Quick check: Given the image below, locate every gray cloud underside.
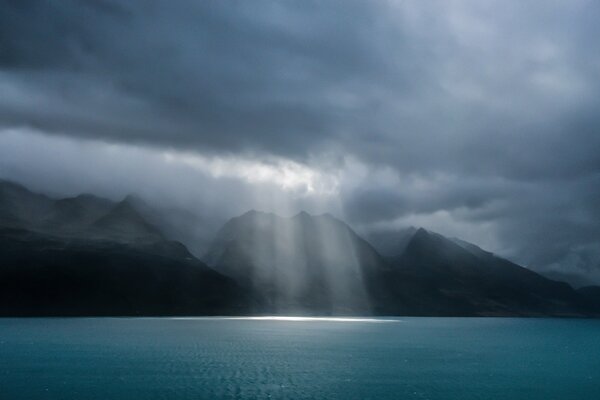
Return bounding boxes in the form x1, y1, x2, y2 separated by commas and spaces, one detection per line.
1, 0, 600, 284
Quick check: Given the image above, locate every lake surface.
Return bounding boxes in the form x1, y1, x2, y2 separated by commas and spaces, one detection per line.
1, 317, 599, 399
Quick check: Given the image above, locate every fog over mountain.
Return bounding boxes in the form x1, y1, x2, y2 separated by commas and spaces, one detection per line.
1, 1, 600, 286
0, 180, 252, 316
2, 180, 597, 317
205, 210, 382, 314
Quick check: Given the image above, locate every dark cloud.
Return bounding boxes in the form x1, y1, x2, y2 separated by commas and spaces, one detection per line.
343, 173, 510, 224
1, 1, 600, 285
0, 0, 395, 156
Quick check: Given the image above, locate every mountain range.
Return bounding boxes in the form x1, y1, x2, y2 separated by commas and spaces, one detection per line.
1, 179, 599, 317
0, 181, 250, 316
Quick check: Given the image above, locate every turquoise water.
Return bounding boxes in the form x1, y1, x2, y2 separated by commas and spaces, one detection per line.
1, 317, 599, 399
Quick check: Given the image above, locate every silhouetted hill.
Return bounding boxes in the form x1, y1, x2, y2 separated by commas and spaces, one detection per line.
0, 227, 251, 316
384, 228, 589, 316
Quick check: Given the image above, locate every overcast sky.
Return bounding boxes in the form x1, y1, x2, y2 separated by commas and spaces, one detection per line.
1, 0, 599, 285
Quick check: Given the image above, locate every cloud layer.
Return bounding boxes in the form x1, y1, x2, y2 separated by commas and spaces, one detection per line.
1, 1, 599, 285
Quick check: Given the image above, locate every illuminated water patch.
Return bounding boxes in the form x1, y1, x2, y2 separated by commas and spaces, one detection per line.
182, 316, 400, 323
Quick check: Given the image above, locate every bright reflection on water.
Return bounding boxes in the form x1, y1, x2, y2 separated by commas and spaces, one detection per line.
207, 316, 398, 323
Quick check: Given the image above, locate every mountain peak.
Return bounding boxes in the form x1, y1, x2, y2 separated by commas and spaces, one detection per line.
409, 227, 433, 246
239, 209, 273, 218
405, 227, 453, 254
92, 199, 163, 242
414, 227, 428, 235
293, 210, 311, 218
109, 199, 140, 216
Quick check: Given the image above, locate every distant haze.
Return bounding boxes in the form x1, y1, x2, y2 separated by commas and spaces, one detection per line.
1, 1, 599, 286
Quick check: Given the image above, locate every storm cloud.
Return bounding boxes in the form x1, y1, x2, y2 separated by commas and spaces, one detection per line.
1, 0, 599, 285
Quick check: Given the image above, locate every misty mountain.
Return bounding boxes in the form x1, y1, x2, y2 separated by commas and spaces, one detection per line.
0, 180, 54, 228
124, 195, 220, 258
1, 179, 599, 317
0, 180, 252, 316
43, 194, 113, 231
91, 198, 164, 242
0, 180, 153, 242
205, 210, 386, 314
0, 180, 197, 245
208, 213, 596, 317
381, 228, 589, 316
